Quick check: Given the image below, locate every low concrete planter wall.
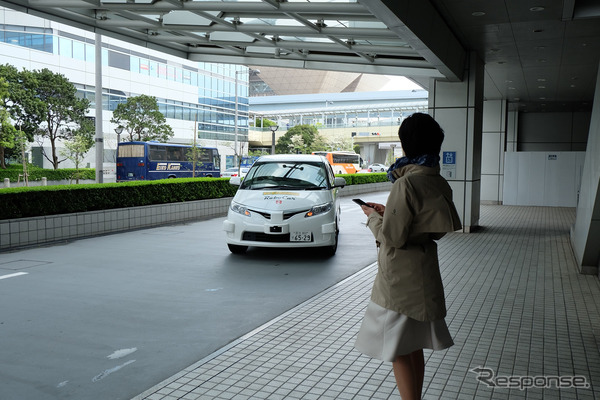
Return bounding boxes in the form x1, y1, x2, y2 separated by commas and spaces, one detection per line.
2, 179, 97, 188
0, 181, 391, 251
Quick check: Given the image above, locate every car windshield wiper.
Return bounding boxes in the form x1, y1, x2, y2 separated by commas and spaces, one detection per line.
301, 185, 327, 190
262, 185, 298, 190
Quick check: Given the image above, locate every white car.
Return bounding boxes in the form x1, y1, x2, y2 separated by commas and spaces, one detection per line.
368, 163, 387, 172
223, 154, 346, 256
221, 167, 250, 178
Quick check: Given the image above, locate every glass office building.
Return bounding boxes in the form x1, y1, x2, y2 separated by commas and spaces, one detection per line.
0, 7, 250, 172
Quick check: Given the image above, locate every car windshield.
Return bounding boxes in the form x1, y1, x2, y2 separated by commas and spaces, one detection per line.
240, 161, 330, 190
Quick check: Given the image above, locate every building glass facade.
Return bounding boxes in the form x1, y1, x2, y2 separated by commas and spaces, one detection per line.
0, 14, 250, 146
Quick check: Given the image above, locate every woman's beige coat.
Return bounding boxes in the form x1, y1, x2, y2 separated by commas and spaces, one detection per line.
366, 164, 462, 322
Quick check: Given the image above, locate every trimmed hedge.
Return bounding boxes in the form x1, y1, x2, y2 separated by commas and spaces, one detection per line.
0, 165, 95, 182
0, 178, 238, 220
0, 172, 389, 220
336, 172, 388, 185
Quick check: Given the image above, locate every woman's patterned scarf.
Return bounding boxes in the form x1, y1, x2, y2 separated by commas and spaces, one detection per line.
386, 154, 440, 183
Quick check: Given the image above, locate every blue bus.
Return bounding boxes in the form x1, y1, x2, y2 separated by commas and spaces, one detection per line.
116, 141, 221, 181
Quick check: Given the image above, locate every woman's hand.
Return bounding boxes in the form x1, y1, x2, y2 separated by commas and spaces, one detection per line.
361, 202, 385, 217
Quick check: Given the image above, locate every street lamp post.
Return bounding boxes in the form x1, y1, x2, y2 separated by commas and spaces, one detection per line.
234, 68, 259, 173
234, 70, 242, 170
114, 125, 124, 143
270, 125, 279, 154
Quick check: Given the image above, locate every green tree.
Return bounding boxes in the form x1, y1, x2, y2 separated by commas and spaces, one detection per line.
110, 94, 174, 142
31, 68, 91, 170
186, 142, 207, 177
0, 65, 44, 165
60, 117, 95, 183
0, 78, 18, 169
275, 124, 327, 154
252, 118, 277, 128
248, 149, 269, 157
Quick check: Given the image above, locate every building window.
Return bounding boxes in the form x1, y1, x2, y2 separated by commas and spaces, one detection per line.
108, 50, 130, 70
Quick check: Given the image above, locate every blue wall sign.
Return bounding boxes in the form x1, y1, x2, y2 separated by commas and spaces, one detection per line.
441, 151, 457, 179
443, 151, 456, 165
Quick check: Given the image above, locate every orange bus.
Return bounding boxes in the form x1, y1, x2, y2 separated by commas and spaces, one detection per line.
312, 151, 361, 174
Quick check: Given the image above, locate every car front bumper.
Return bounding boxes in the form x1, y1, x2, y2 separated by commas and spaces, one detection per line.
223, 210, 337, 248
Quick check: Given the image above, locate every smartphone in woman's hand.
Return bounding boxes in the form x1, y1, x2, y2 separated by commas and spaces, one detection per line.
353, 199, 374, 208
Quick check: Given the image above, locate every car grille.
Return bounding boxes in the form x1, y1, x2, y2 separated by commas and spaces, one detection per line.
248, 209, 310, 220
241, 232, 314, 243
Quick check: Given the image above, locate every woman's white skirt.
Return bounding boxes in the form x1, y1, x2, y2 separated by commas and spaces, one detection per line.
355, 301, 454, 362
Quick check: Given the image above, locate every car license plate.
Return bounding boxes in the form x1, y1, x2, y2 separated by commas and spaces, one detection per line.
290, 231, 311, 242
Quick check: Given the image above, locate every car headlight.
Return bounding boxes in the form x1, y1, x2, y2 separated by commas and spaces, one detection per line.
305, 202, 333, 218
231, 202, 251, 217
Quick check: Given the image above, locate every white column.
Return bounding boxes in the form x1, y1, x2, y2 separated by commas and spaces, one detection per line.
571, 62, 600, 275
481, 100, 507, 204
429, 51, 484, 232
94, 32, 104, 183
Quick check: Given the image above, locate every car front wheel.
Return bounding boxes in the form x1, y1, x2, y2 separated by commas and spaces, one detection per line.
228, 244, 248, 254
321, 222, 339, 257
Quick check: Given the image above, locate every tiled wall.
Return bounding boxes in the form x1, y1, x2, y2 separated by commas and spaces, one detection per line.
0, 182, 391, 251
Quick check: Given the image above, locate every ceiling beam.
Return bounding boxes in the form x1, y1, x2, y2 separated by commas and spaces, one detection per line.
359, 0, 465, 81
27, 0, 370, 15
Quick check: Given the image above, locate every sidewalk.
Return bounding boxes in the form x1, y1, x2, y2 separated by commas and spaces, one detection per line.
133, 205, 600, 400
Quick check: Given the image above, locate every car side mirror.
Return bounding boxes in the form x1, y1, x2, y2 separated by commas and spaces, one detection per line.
334, 177, 346, 188
230, 177, 241, 186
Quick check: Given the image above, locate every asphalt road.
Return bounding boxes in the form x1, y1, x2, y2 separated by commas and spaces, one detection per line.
0, 193, 389, 400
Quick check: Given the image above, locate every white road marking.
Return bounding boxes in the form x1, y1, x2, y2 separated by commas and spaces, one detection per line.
0, 272, 29, 280
92, 360, 136, 382
107, 348, 137, 360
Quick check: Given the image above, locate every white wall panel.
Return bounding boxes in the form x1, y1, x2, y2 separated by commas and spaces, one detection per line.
504, 152, 585, 207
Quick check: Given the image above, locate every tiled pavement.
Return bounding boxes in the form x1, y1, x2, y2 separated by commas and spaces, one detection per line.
133, 205, 600, 400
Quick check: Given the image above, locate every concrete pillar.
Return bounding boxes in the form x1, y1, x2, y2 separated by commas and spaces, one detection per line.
506, 110, 519, 152
571, 62, 600, 275
3, 178, 9, 188
41, 177, 47, 186
429, 51, 484, 232
481, 100, 507, 205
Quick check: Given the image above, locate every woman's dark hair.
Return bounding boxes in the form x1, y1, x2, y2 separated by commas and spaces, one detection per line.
398, 113, 444, 158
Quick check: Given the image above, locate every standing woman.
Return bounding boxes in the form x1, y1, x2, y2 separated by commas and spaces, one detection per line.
354, 113, 462, 400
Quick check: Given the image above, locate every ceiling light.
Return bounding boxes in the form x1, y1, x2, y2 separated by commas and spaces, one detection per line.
538, 86, 546, 89
537, 78, 546, 82
472, 12, 486, 17
537, 59, 547, 63
530, 7, 545, 12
